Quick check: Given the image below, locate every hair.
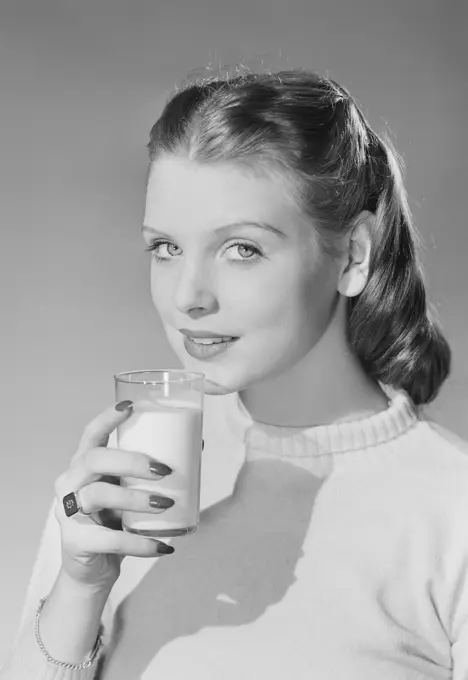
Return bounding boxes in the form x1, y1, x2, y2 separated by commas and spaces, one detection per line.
146, 67, 451, 406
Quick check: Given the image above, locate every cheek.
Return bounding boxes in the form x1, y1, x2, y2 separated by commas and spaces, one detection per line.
262, 263, 337, 344
150, 267, 171, 316
302, 270, 336, 322
221, 275, 291, 331
245, 265, 329, 327
151, 284, 164, 310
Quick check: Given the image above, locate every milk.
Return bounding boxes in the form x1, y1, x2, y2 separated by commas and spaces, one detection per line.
117, 398, 203, 537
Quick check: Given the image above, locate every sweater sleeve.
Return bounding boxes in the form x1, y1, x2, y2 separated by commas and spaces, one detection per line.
448, 468, 468, 680
0, 499, 107, 679
0, 430, 121, 678
0, 418, 126, 679
452, 625, 468, 680
450, 545, 468, 680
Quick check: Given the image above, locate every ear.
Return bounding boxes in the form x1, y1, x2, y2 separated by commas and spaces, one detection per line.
337, 211, 375, 298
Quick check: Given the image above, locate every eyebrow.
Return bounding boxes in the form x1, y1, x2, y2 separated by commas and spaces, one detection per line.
141, 220, 287, 240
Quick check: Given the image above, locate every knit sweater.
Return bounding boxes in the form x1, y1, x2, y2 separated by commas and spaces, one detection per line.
2, 386, 468, 679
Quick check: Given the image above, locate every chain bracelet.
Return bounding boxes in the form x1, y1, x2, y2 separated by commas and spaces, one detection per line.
35, 597, 103, 670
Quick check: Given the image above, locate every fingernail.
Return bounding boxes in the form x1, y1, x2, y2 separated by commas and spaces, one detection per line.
149, 461, 172, 477
149, 494, 174, 509
115, 400, 133, 412
157, 543, 175, 555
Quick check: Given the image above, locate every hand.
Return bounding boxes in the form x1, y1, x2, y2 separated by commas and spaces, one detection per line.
53, 401, 174, 594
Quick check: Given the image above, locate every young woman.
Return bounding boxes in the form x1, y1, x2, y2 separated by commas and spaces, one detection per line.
3, 69, 468, 680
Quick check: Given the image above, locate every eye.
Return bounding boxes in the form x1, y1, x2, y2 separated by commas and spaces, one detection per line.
226, 242, 262, 262
144, 239, 263, 264
144, 240, 181, 262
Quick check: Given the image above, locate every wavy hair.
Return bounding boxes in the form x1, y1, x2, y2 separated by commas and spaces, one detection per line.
147, 68, 451, 406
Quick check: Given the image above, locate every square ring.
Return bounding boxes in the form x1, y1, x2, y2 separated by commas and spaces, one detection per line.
63, 492, 79, 517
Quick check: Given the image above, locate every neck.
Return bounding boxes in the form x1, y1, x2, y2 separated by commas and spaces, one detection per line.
238, 296, 389, 428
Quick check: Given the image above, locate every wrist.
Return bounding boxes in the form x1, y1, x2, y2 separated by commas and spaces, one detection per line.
36, 597, 103, 671
57, 568, 114, 604
38, 568, 111, 666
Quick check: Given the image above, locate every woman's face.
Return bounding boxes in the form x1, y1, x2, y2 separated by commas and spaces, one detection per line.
143, 154, 341, 395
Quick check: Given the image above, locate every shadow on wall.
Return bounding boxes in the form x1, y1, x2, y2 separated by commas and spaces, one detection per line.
100, 456, 324, 679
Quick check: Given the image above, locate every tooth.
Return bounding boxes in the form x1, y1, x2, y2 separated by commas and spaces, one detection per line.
191, 337, 232, 345
192, 339, 218, 345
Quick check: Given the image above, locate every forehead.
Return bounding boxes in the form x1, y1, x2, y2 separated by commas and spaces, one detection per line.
145, 154, 302, 228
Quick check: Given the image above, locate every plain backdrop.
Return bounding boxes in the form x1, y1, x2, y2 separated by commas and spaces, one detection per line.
1, 0, 467, 663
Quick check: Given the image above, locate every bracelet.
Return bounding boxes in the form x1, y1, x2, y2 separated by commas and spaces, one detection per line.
35, 597, 103, 670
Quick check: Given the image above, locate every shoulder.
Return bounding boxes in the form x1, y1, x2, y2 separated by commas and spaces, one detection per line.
379, 409, 468, 523
411, 414, 468, 513
418, 414, 468, 464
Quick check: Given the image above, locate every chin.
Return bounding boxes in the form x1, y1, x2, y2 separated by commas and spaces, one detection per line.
197, 368, 267, 397
178, 363, 247, 397
169, 334, 277, 396
203, 380, 235, 396
170, 354, 235, 396
168, 341, 239, 396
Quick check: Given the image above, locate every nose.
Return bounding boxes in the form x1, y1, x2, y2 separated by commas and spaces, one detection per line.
173, 262, 218, 316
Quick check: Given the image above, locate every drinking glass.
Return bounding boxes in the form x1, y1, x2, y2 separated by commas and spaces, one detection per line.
114, 369, 205, 538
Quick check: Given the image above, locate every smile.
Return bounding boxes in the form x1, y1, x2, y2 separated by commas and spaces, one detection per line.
183, 335, 239, 360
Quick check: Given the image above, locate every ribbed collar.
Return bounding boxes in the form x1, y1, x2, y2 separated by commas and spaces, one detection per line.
224, 384, 419, 459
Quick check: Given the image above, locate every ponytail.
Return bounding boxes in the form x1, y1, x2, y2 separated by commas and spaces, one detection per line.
347, 135, 451, 405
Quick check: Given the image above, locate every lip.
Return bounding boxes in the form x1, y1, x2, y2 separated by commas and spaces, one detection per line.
183, 335, 239, 360
179, 328, 239, 339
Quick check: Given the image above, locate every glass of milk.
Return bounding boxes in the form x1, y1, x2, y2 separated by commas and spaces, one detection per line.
114, 369, 204, 538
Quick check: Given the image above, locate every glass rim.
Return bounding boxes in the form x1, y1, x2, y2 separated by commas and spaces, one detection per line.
114, 368, 205, 385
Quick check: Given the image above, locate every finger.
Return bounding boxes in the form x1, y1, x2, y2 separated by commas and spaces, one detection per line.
55, 447, 172, 501
59, 513, 175, 557
55, 498, 119, 530
74, 401, 135, 460
77, 481, 175, 515
54, 499, 104, 528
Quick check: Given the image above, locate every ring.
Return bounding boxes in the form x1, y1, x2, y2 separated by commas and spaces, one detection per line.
62, 491, 93, 517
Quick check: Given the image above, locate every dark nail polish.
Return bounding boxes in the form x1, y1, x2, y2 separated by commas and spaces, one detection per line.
149, 494, 174, 509
115, 400, 133, 412
149, 461, 172, 477
157, 543, 175, 555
